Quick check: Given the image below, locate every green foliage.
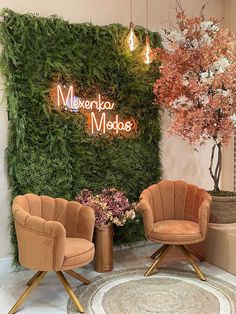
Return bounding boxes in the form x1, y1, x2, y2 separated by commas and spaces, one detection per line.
0, 9, 162, 263
113, 212, 146, 247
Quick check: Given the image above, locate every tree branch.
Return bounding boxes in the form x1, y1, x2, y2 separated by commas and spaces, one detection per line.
209, 143, 216, 182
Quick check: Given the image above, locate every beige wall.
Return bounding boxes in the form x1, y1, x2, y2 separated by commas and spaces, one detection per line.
0, 0, 224, 259
221, 0, 236, 191
223, 0, 236, 32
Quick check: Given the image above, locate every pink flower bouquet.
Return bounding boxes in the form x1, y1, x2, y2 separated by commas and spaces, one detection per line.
76, 188, 136, 229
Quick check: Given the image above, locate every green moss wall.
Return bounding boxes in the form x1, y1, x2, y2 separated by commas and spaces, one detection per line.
0, 9, 162, 262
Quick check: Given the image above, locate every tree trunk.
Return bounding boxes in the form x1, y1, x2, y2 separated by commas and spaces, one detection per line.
209, 142, 222, 192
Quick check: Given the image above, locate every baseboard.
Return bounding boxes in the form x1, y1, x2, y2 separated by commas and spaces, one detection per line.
0, 256, 13, 276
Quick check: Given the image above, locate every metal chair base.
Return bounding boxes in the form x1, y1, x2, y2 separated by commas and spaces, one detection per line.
9, 270, 90, 314
146, 244, 206, 281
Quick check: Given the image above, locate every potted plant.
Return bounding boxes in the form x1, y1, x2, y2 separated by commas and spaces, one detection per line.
153, 5, 236, 223
76, 188, 136, 272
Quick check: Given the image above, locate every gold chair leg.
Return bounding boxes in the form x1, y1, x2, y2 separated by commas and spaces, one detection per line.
150, 244, 169, 259
144, 245, 172, 277
64, 270, 91, 285
8, 271, 47, 314
184, 245, 205, 262
56, 271, 84, 313
26, 271, 43, 286
179, 245, 206, 281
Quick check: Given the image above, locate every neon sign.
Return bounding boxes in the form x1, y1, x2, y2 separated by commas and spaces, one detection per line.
52, 85, 137, 137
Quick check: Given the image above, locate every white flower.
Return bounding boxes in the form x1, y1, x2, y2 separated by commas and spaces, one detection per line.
222, 90, 230, 97
125, 210, 135, 220
216, 89, 231, 98
200, 71, 214, 83
200, 21, 213, 30
215, 89, 233, 103
201, 33, 212, 45
172, 95, 193, 109
200, 21, 219, 33
199, 21, 219, 46
211, 24, 219, 32
113, 217, 122, 226
168, 30, 185, 44
200, 58, 230, 84
211, 57, 230, 74
200, 71, 208, 81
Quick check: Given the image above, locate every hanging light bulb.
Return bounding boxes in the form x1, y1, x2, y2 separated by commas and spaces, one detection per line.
126, 21, 139, 51
142, 34, 153, 64
126, 0, 139, 51
142, 0, 153, 64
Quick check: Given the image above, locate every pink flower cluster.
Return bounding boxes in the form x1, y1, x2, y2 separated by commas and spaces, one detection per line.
153, 9, 236, 145
76, 188, 136, 229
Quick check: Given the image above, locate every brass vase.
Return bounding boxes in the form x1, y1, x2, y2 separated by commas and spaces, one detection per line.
95, 224, 113, 272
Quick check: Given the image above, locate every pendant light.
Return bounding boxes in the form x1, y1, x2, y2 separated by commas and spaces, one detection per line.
142, 0, 153, 64
126, 0, 139, 51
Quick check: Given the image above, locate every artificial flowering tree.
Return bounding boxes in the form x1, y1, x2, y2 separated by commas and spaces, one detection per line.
153, 5, 236, 192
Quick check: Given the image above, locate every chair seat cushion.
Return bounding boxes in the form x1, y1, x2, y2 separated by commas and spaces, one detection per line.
149, 220, 202, 244
62, 238, 95, 270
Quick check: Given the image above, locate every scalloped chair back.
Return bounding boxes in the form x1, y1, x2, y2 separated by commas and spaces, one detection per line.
139, 180, 212, 281
9, 193, 95, 314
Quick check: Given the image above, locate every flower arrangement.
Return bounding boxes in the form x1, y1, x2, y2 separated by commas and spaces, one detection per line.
76, 188, 136, 228
153, 4, 236, 192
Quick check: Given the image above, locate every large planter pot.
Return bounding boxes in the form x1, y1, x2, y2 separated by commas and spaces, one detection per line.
210, 195, 236, 223
94, 224, 113, 272
190, 193, 236, 275
191, 222, 236, 275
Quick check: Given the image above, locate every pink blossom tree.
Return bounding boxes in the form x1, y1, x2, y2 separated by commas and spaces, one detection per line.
154, 6, 236, 192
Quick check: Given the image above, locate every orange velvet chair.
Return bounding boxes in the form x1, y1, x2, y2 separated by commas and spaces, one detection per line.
9, 193, 95, 314
139, 180, 212, 281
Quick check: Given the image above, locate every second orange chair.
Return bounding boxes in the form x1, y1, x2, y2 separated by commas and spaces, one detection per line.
139, 180, 212, 280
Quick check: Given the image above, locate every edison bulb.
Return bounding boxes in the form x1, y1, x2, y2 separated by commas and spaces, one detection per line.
126, 22, 139, 51
142, 35, 153, 64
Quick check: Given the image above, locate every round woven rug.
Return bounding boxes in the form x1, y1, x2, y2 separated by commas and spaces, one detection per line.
67, 267, 236, 314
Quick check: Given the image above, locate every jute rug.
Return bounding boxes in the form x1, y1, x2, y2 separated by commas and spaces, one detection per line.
67, 267, 236, 314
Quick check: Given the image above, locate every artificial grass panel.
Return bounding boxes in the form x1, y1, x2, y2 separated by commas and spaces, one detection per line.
0, 9, 162, 264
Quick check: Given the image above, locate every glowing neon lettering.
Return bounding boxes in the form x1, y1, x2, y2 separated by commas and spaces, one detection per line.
78, 98, 85, 108
57, 85, 73, 108
57, 85, 115, 112
55, 84, 136, 136
91, 113, 133, 134
91, 112, 106, 134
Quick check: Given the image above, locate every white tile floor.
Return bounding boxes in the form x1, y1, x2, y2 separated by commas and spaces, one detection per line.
1, 244, 236, 314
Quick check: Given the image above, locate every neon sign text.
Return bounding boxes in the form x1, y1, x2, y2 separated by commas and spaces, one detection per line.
57, 86, 115, 112
91, 112, 133, 134
54, 85, 137, 137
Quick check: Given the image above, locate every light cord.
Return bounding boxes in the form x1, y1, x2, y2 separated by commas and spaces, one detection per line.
131, 0, 133, 22
145, 0, 149, 32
